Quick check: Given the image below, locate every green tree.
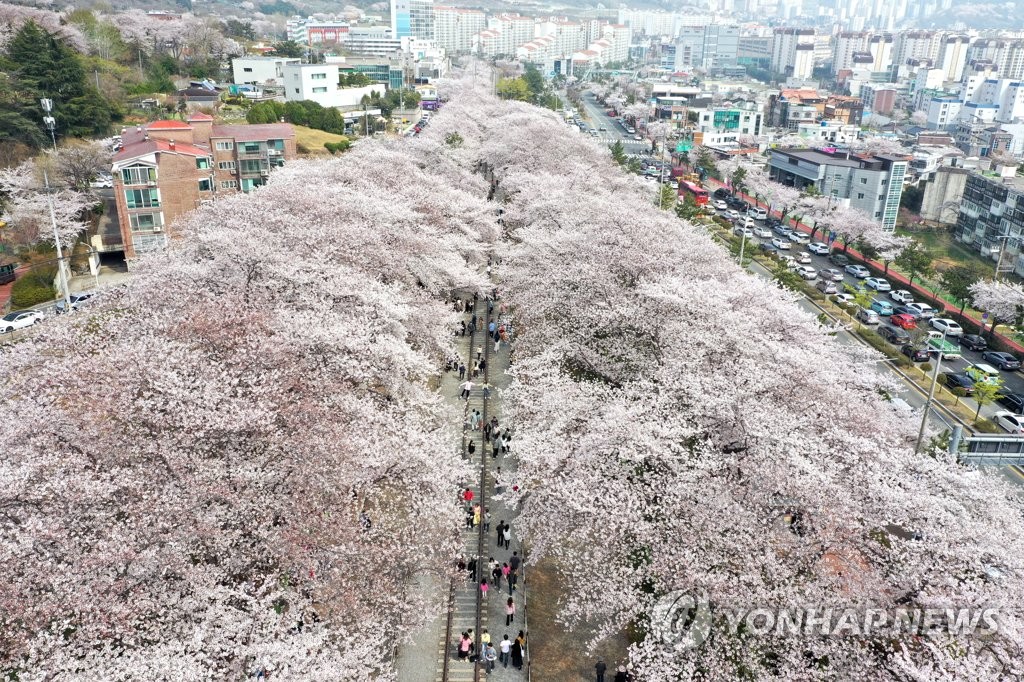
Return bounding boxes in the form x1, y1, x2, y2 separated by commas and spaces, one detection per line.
609, 140, 627, 166
696, 147, 720, 181
223, 19, 256, 41
894, 242, 933, 286
972, 380, 1002, 422
675, 193, 700, 220
940, 264, 987, 316
269, 40, 305, 58
657, 184, 676, 210
496, 78, 531, 101
626, 158, 642, 174
523, 63, 545, 100
900, 185, 924, 213
731, 166, 748, 195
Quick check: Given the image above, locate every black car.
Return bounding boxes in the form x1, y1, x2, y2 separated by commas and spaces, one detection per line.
759, 242, 778, 255
713, 188, 729, 199
959, 334, 988, 351
900, 345, 930, 362
982, 351, 1021, 371
829, 253, 850, 267
942, 372, 976, 395
998, 392, 1024, 413
880, 325, 911, 344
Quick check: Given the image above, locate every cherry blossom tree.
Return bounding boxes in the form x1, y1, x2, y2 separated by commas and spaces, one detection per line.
0, 2, 86, 52
851, 136, 909, 157
435, 72, 1024, 680
0, 128, 499, 677
971, 279, 1024, 334
0, 158, 91, 248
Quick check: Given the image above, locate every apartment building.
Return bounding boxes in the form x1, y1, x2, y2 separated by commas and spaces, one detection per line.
391, 0, 434, 40
768, 148, 908, 231
691, 104, 763, 147
282, 63, 385, 108
231, 56, 301, 86
474, 13, 535, 58
433, 6, 485, 53
954, 169, 1024, 274
111, 114, 296, 260
771, 27, 815, 78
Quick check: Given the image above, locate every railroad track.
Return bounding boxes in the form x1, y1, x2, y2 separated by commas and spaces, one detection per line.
437, 292, 493, 682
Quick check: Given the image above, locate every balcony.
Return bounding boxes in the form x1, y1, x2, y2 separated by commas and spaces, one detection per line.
237, 148, 268, 160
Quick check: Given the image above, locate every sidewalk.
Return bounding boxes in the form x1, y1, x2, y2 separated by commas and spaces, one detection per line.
394, 286, 528, 682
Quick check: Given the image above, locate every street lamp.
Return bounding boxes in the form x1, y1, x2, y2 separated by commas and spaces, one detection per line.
39, 98, 73, 313
914, 328, 949, 455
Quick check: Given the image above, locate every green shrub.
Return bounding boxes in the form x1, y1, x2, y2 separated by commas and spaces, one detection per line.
921, 362, 933, 373
10, 264, 57, 308
974, 419, 1002, 434
324, 139, 351, 154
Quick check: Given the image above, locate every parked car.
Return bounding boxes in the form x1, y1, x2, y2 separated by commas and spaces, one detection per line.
982, 351, 1022, 371
906, 302, 937, 319
713, 199, 728, 210
54, 291, 96, 314
773, 224, 791, 236
808, 241, 830, 255
965, 363, 1002, 385
823, 268, 844, 281
796, 265, 817, 280
880, 325, 911, 344
759, 242, 778, 256
796, 251, 812, 264
942, 372, 976, 395
865, 277, 892, 291
727, 209, 741, 221
780, 255, 799, 270
770, 237, 792, 250
890, 289, 914, 304
733, 226, 754, 238
997, 392, 1024, 413
871, 299, 894, 316
856, 307, 880, 325
829, 253, 851, 267
713, 188, 729, 199
747, 207, 768, 221
930, 318, 964, 337
0, 310, 44, 333
889, 313, 918, 330
892, 305, 924, 320
959, 334, 988, 351
993, 411, 1024, 435
788, 232, 809, 245
89, 173, 113, 189
833, 293, 855, 305
845, 264, 871, 278
753, 226, 773, 238
816, 279, 838, 294
901, 345, 930, 362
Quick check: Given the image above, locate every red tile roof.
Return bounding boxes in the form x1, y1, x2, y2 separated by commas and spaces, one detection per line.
113, 139, 210, 162
210, 123, 295, 142
147, 120, 193, 130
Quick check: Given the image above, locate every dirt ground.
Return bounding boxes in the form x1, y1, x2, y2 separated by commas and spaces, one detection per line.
527, 555, 632, 681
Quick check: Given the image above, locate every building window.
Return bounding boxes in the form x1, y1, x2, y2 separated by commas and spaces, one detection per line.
240, 159, 264, 174
120, 166, 156, 185
875, 211, 882, 218
215, 141, 234, 151
860, 177, 867, 184
243, 67, 253, 72
294, 88, 300, 94
879, 194, 885, 200
196, 157, 210, 170
219, 161, 236, 170
312, 86, 327, 93
311, 72, 327, 80
124, 188, 160, 209
198, 178, 212, 191
129, 212, 163, 232
220, 180, 238, 189
858, 192, 865, 199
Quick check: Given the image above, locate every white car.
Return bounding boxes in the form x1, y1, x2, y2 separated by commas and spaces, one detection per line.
834, 293, 855, 305
788, 231, 809, 244
890, 289, 914, 304
89, 174, 113, 189
0, 310, 44, 333
781, 255, 799, 270
771, 237, 792, 250
865, 277, 892, 292
906, 302, 936, 319
747, 207, 768, 221
796, 251, 812, 264
796, 265, 817, 280
807, 241, 830, 255
753, 226, 772, 238
733, 226, 755, 238
845, 264, 871, 278
930, 317, 964, 337
727, 209, 740, 221
993, 411, 1024, 435
713, 199, 728, 211
823, 268, 845, 281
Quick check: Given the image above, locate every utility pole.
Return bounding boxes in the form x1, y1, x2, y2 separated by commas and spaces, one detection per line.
914, 328, 949, 455
40, 99, 73, 313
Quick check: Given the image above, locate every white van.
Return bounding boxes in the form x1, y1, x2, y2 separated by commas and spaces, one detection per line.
748, 207, 768, 221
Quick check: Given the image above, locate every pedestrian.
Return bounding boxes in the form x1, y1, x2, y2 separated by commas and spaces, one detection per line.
456, 556, 466, 572
476, 345, 483, 360
614, 666, 628, 682
480, 578, 489, 599
471, 313, 477, 328
490, 416, 499, 431
484, 642, 498, 673
463, 488, 474, 504
511, 632, 525, 669
467, 556, 477, 579
483, 507, 491, 532
469, 320, 476, 334
478, 358, 487, 374
471, 361, 480, 378
467, 440, 476, 456
359, 511, 372, 532
460, 321, 467, 337
460, 379, 474, 399
491, 562, 502, 589
508, 568, 518, 594
489, 320, 496, 335
503, 431, 511, 454
465, 506, 474, 530
495, 467, 502, 491
494, 336, 501, 352
596, 658, 607, 682
505, 597, 516, 626
473, 503, 481, 528
471, 410, 481, 430
495, 521, 505, 545
509, 551, 521, 572
499, 635, 511, 668
483, 422, 492, 441
458, 362, 466, 379
502, 524, 512, 549
501, 562, 510, 582
481, 628, 491, 649
458, 632, 472, 661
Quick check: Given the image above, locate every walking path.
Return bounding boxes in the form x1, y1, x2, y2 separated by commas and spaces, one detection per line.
394, 276, 529, 682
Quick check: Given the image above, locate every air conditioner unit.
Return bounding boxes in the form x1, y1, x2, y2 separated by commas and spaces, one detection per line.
147, 180, 157, 186
260, 170, 269, 176
152, 225, 163, 232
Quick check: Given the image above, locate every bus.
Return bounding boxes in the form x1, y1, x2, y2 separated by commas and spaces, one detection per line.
0, 262, 15, 286
678, 180, 709, 206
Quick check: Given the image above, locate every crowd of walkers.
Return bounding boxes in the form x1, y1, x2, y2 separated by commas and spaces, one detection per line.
456, 627, 527, 671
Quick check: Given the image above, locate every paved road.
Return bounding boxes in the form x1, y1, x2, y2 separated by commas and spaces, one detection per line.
577, 92, 648, 150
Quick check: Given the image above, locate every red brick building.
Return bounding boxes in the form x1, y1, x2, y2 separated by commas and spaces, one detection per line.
111, 114, 296, 261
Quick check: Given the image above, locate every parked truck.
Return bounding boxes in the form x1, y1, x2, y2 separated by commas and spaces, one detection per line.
925, 331, 961, 360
